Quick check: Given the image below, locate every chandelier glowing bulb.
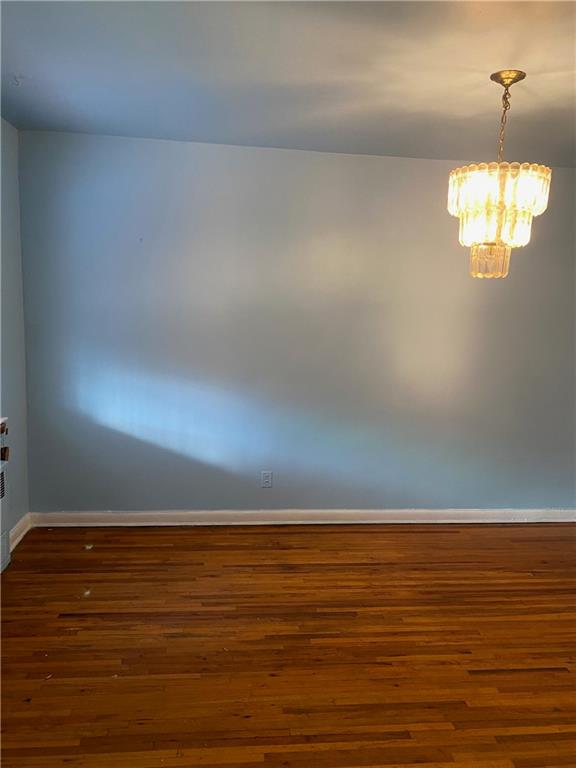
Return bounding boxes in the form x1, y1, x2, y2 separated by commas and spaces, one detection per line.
448, 70, 551, 279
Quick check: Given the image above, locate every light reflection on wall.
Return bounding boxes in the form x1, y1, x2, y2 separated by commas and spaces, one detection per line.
71, 354, 499, 502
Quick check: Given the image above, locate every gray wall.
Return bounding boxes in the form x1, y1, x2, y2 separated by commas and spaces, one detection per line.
19, 130, 575, 511
1, 119, 29, 542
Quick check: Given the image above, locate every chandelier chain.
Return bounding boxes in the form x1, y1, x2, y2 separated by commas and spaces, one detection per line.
498, 86, 511, 162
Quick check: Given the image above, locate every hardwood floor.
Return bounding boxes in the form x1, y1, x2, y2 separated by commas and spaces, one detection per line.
2, 524, 575, 767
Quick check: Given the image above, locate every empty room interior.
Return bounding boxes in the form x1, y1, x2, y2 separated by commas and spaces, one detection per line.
1, 1, 575, 766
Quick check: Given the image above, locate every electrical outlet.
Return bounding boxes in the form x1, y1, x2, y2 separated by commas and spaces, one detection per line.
260, 470, 273, 488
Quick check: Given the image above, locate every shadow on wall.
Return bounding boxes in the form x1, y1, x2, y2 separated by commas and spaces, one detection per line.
34, 411, 260, 512
69, 354, 538, 509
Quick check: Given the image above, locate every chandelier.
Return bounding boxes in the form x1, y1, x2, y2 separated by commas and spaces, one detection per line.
448, 70, 551, 279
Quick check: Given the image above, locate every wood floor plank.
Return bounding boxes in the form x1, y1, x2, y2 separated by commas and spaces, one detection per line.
1, 524, 575, 767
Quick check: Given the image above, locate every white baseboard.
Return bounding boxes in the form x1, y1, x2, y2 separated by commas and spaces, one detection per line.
8, 509, 575, 552
9, 511, 34, 551
30, 507, 576, 526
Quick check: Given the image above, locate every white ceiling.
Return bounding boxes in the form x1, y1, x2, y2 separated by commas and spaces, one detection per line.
2, 2, 574, 166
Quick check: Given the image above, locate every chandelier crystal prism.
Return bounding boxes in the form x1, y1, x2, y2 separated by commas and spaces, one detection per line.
448, 70, 551, 279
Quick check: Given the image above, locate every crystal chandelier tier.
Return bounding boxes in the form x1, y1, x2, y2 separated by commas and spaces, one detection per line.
448, 70, 551, 279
